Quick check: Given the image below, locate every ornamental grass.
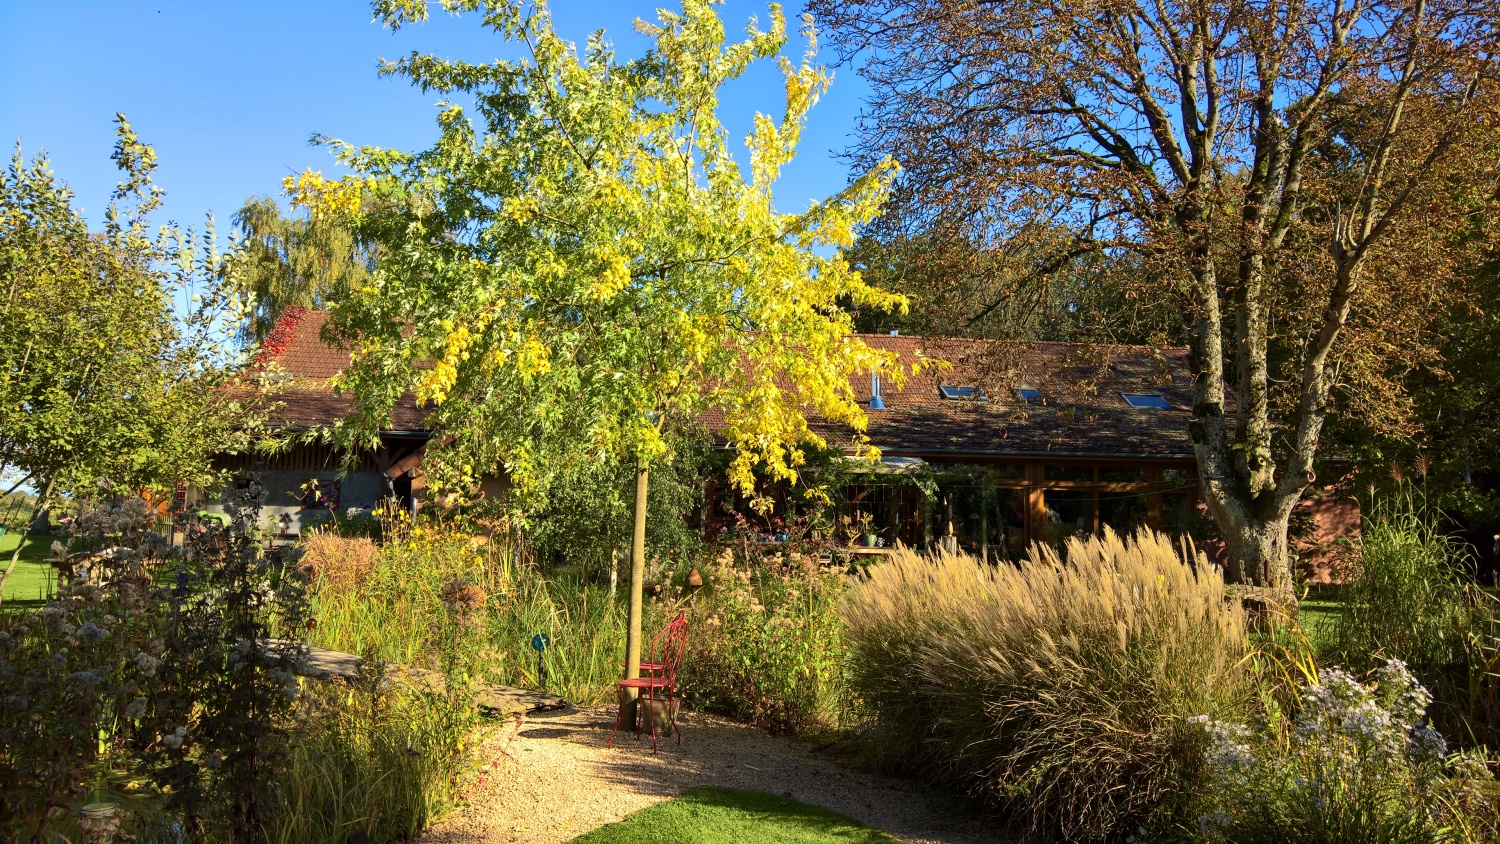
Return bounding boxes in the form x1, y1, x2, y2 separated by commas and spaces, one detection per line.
841, 528, 1252, 842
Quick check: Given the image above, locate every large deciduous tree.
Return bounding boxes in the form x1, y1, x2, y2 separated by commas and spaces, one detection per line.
0, 117, 257, 601
810, 0, 1500, 585
288, 0, 907, 720
226, 196, 374, 344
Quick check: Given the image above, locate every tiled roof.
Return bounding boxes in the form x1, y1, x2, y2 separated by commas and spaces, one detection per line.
822, 335, 1205, 458
255, 309, 427, 433
256, 310, 1208, 456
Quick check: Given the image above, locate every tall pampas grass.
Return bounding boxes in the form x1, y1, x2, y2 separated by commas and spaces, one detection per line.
841, 528, 1252, 841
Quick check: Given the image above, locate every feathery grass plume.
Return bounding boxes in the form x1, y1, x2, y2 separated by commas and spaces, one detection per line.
298, 531, 377, 591
841, 528, 1252, 842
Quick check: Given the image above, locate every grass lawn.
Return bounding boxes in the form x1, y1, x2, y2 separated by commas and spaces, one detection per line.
566, 788, 901, 844
0, 532, 59, 608
1299, 583, 1345, 649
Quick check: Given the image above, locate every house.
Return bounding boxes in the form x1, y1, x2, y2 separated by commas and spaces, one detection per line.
201, 310, 1355, 578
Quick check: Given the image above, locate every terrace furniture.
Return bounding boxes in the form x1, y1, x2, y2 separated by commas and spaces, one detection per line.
609, 612, 689, 752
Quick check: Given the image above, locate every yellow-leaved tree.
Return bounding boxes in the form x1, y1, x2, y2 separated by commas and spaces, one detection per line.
289, 0, 908, 721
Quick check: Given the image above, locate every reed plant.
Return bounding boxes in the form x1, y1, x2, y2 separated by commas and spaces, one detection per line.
1328, 489, 1472, 677
264, 675, 481, 844
841, 529, 1252, 842
305, 526, 669, 705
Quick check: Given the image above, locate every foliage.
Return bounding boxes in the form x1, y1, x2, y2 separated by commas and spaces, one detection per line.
840, 530, 1251, 842
264, 673, 479, 844
0, 116, 260, 600
524, 426, 709, 572
811, 0, 1500, 584
567, 787, 901, 844
226, 196, 374, 344
289, 0, 909, 503
845, 229, 1184, 347
1194, 661, 1497, 844
681, 547, 849, 734
1329, 488, 1473, 678
306, 525, 667, 704
0, 487, 312, 842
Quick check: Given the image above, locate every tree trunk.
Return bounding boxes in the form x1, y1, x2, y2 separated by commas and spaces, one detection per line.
620, 459, 649, 730
1201, 483, 1299, 591
0, 476, 55, 609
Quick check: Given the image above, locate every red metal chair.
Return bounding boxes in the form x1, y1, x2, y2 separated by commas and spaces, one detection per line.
609, 612, 688, 751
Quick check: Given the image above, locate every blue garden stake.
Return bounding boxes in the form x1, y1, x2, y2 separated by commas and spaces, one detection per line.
531, 633, 551, 689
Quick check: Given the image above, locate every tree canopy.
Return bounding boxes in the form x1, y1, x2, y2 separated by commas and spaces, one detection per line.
289, 0, 910, 501
225, 196, 374, 345
0, 117, 257, 523
812, 0, 1500, 584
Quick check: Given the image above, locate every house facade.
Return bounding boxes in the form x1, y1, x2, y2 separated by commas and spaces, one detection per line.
204, 310, 1355, 578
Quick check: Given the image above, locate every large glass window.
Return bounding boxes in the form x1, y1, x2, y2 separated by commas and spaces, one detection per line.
1161, 493, 1193, 533
1042, 489, 1093, 544
1044, 465, 1094, 483
1099, 491, 1149, 535
1099, 467, 1148, 483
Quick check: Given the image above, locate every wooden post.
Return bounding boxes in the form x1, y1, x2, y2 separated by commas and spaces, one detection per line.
621, 459, 649, 730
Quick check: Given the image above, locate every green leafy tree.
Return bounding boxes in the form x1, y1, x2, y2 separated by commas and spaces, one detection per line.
226, 196, 374, 344
288, 0, 908, 722
0, 117, 258, 602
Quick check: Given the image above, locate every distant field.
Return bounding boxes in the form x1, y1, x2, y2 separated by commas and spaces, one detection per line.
0, 533, 58, 607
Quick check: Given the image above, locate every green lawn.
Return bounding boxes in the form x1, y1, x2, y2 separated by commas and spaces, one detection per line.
566, 788, 901, 844
0, 532, 59, 607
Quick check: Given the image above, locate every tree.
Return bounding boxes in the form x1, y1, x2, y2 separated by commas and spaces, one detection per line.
0, 117, 258, 602
810, 0, 1500, 585
288, 0, 908, 722
226, 196, 374, 344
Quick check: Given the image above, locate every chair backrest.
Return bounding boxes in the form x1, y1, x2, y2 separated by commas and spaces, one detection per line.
650, 612, 690, 683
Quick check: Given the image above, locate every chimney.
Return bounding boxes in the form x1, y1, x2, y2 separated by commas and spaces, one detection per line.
870, 373, 885, 410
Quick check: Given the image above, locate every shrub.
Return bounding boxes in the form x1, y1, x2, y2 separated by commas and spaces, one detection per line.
1195, 660, 1497, 844
841, 529, 1251, 842
0, 484, 312, 842
681, 548, 849, 733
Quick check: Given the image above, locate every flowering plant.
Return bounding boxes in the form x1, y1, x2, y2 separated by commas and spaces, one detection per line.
1194, 660, 1495, 843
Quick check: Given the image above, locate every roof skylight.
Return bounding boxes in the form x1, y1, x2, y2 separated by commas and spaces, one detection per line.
938, 385, 987, 401
1016, 388, 1042, 404
1121, 393, 1172, 409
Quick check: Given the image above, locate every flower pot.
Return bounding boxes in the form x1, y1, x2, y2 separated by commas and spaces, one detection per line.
862, 534, 879, 548
77, 803, 121, 843
643, 697, 679, 734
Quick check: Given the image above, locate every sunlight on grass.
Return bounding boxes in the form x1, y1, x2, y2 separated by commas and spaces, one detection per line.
566, 788, 900, 844
0, 533, 57, 607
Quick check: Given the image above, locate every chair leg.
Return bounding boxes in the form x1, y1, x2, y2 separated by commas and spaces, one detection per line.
671, 689, 682, 745
648, 695, 660, 755
608, 699, 623, 749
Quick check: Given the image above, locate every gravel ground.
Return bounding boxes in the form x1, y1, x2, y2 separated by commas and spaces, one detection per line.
419, 705, 1005, 844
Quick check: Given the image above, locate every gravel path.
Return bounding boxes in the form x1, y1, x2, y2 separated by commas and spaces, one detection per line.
419, 705, 1004, 844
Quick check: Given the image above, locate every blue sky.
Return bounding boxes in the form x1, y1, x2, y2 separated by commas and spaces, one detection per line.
0, 0, 869, 238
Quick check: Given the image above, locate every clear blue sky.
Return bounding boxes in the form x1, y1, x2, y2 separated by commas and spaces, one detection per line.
0, 0, 869, 237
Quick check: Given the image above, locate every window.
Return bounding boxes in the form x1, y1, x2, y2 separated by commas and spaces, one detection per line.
1044, 465, 1094, 483
1016, 388, 1042, 404
938, 384, 987, 401
1099, 467, 1148, 483
1122, 393, 1172, 409
990, 464, 1026, 482
300, 479, 340, 510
